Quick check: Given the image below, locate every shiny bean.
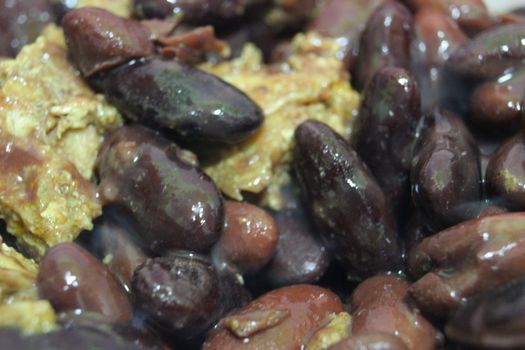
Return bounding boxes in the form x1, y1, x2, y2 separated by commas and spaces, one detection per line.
328, 332, 410, 350
97, 125, 223, 254
213, 201, 278, 274
90, 57, 264, 144
446, 277, 525, 349
350, 275, 440, 350
409, 213, 525, 317
353, 67, 422, 217
37, 242, 132, 323
446, 24, 525, 81
202, 284, 344, 349
294, 120, 402, 280
486, 132, 525, 210
352, 0, 413, 90
62, 8, 154, 77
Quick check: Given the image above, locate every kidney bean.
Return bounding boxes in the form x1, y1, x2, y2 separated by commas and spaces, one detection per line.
352, 0, 413, 90
446, 24, 525, 81
469, 68, 525, 132
202, 284, 344, 349
97, 125, 223, 254
261, 207, 330, 287
0, 0, 53, 57
90, 57, 264, 144
446, 277, 525, 349
409, 213, 525, 317
294, 120, 402, 280
353, 67, 422, 218
350, 275, 440, 350
131, 251, 221, 339
213, 201, 278, 274
410, 108, 482, 230
486, 132, 525, 210
62, 8, 154, 77
37, 242, 132, 323
328, 332, 410, 350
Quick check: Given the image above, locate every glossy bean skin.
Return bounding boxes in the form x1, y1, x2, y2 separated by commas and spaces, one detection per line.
294, 120, 402, 280
409, 213, 525, 317
446, 278, 525, 349
350, 275, 439, 350
90, 58, 264, 144
486, 133, 525, 210
469, 68, 525, 132
446, 24, 525, 81
202, 284, 344, 350
353, 67, 422, 218
352, 0, 413, 90
213, 201, 278, 274
97, 125, 223, 254
328, 332, 409, 350
410, 108, 482, 231
37, 243, 133, 323
63, 8, 154, 77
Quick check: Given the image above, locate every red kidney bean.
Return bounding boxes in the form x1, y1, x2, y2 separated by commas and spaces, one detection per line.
202, 284, 344, 349
446, 277, 525, 349
409, 213, 525, 317
62, 8, 154, 77
469, 68, 525, 132
294, 120, 402, 280
97, 125, 223, 254
446, 24, 525, 81
37, 242, 133, 323
353, 67, 422, 218
486, 132, 525, 210
328, 332, 409, 350
213, 201, 278, 274
352, 0, 413, 90
350, 275, 440, 350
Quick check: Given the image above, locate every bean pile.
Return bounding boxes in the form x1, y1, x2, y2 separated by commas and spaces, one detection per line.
1, 0, 525, 349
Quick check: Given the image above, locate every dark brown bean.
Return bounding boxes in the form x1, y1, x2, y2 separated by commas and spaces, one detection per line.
410, 108, 482, 230
353, 67, 422, 217
37, 242, 133, 323
90, 57, 264, 144
409, 213, 525, 317
328, 332, 409, 350
213, 201, 278, 274
202, 284, 344, 350
350, 275, 440, 350
469, 68, 525, 131
63, 8, 154, 77
97, 125, 223, 254
294, 120, 402, 280
446, 277, 525, 349
446, 24, 525, 81
352, 0, 413, 90
486, 132, 525, 210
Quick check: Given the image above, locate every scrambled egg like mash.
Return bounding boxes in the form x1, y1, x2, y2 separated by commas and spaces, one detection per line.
202, 32, 360, 209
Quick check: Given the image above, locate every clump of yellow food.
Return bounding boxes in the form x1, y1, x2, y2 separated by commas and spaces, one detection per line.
70, 0, 132, 17
201, 32, 360, 209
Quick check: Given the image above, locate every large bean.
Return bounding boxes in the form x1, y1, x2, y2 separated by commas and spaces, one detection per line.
97, 125, 223, 254
37, 243, 132, 322
294, 120, 402, 280
90, 57, 264, 144
352, 0, 413, 90
328, 332, 409, 350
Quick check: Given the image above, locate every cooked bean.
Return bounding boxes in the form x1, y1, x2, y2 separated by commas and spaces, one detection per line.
352, 0, 413, 90
213, 201, 278, 274
202, 284, 344, 349
353, 67, 422, 217
409, 213, 525, 317
328, 332, 409, 350
486, 132, 525, 210
350, 275, 440, 350
97, 125, 223, 254
446, 277, 525, 349
37, 243, 132, 322
90, 57, 264, 144
62, 8, 154, 77
294, 120, 402, 280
